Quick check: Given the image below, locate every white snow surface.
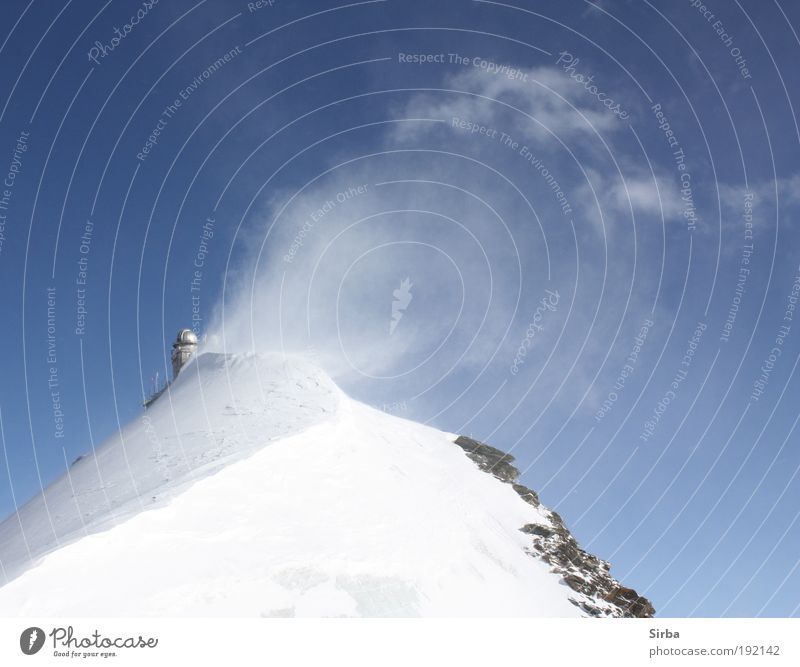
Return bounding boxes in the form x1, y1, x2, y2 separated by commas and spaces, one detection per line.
0, 352, 582, 617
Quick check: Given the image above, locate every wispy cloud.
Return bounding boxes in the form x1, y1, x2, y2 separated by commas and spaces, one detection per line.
391, 64, 623, 145
204, 61, 665, 421
574, 166, 685, 232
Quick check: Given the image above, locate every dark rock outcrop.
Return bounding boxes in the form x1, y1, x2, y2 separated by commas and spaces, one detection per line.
454, 435, 654, 618
454, 436, 520, 484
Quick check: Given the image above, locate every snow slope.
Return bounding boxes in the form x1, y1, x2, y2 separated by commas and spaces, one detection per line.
0, 352, 617, 617
0, 353, 338, 587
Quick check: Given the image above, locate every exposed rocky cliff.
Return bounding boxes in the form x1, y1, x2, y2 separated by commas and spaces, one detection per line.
454, 435, 655, 618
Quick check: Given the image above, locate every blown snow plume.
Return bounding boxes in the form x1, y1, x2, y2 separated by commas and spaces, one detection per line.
0, 353, 652, 617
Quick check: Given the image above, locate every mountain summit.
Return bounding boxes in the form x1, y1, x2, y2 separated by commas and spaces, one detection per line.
0, 353, 652, 617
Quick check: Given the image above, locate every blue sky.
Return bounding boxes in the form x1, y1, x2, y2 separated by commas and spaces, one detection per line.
1, 0, 799, 617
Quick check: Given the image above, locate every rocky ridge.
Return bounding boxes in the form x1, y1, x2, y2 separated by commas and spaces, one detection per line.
454, 435, 655, 618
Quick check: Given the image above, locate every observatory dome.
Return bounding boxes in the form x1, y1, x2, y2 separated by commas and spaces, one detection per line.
176, 329, 198, 346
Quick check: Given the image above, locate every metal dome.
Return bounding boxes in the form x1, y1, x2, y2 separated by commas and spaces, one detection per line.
175, 328, 198, 346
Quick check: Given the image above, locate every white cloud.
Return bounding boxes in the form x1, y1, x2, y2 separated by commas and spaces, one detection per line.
574, 166, 685, 231
203, 62, 664, 422
392, 64, 623, 146
203, 161, 538, 391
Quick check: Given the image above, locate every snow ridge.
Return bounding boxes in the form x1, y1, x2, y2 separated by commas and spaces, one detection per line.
0, 353, 340, 585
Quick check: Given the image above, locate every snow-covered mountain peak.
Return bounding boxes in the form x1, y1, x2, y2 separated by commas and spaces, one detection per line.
0, 352, 652, 618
